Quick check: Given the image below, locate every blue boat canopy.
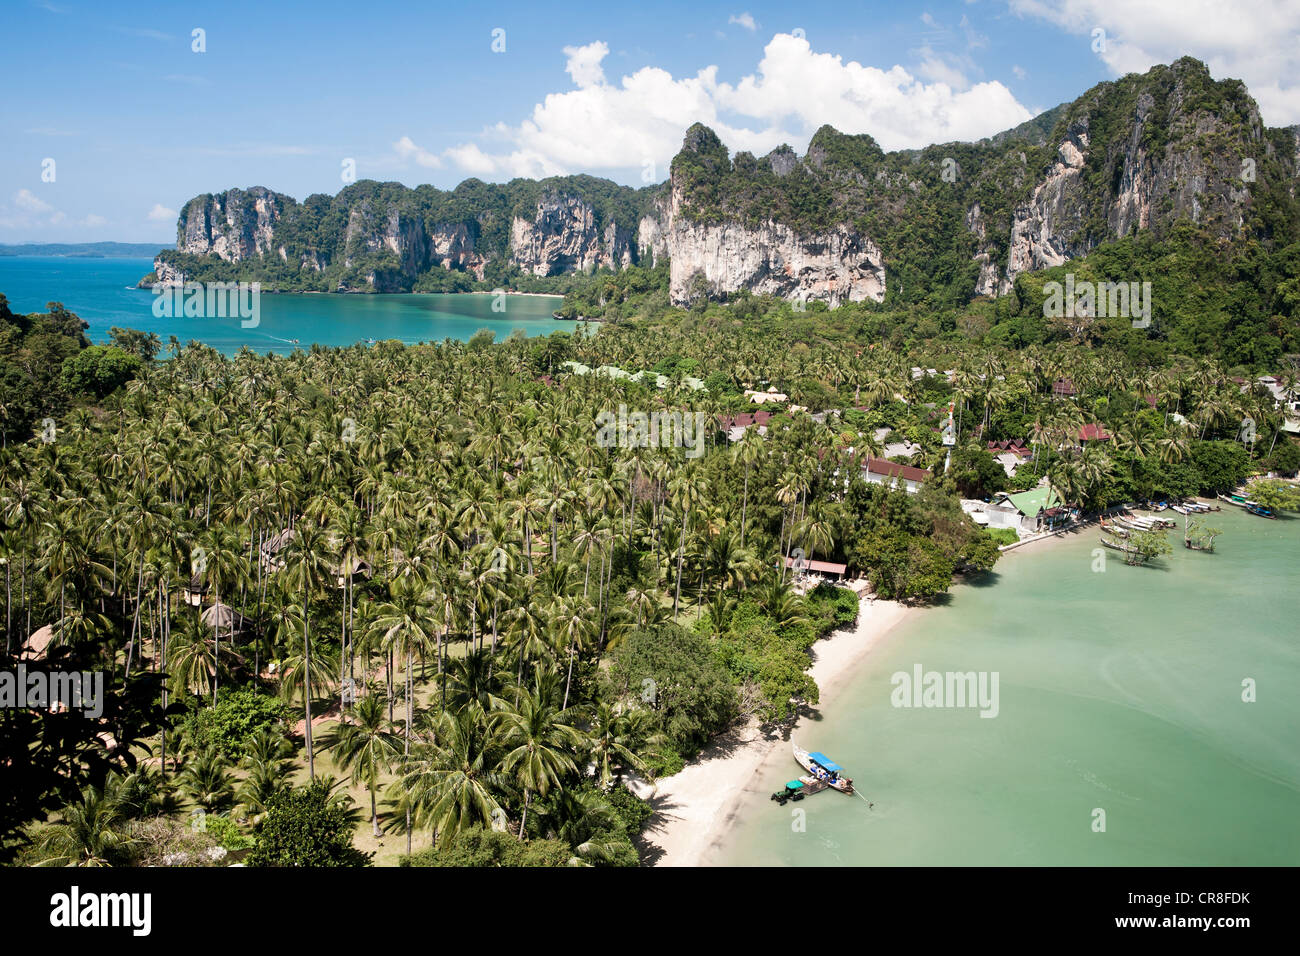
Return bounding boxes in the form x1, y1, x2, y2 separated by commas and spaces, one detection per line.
809, 752, 842, 773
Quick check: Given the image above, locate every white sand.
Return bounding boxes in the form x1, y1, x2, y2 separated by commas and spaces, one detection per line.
642, 595, 914, 867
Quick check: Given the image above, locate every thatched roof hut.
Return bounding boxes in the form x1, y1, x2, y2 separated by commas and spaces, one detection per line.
21, 624, 54, 660
200, 602, 245, 631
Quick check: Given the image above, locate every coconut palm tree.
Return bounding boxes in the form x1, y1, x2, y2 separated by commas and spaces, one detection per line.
283, 517, 334, 780
498, 691, 582, 838
329, 691, 402, 836
30, 784, 135, 867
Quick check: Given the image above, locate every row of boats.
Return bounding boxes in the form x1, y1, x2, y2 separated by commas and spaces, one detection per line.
1103, 513, 1177, 534
1218, 492, 1277, 519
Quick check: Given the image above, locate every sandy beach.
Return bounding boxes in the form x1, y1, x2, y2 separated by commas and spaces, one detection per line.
642, 594, 914, 866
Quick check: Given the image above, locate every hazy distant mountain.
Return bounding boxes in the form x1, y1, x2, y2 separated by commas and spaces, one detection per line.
1, 242, 174, 258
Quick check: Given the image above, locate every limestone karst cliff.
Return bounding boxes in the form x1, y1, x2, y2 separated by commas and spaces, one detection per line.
147, 58, 1300, 305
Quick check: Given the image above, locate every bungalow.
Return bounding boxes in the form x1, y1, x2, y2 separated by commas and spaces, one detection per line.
1052, 378, 1077, 399
783, 556, 849, 582
1256, 375, 1300, 433
260, 527, 296, 572
1077, 423, 1111, 444
201, 602, 246, 633
985, 487, 1065, 535
716, 410, 772, 442
744, 387, 788, 404
987, 439, 1033, 476
863, 457, 931, 494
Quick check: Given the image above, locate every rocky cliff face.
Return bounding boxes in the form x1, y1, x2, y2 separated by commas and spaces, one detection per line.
642, 184, 885, 306
984, 60, 1275, 293
178, 187, 287, 262
428, 222, 486, 279
510, 193, 636, 276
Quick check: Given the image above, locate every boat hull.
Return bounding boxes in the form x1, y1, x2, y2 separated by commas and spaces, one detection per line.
793, 744, 854, 794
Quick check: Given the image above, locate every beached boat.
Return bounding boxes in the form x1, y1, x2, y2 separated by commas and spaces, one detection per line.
1172, 505, 1189, 515
1246, 502, 1277, 519
1115, 516, 1163, 532
1132, 514, 1176, 529
793, 743, 855, 794
1218, 493, 1250, 508
1098, 534, 1134, 553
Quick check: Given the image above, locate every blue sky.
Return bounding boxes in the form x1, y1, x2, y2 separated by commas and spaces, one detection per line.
3, 0, 1298, 243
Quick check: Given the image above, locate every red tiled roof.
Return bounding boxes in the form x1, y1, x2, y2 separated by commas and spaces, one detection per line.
1078, 423, 1111, 441
1052, 378, 1077, 395
987, 440, 1031, 456
716, 410, 773, 430
864, 457, 931, 483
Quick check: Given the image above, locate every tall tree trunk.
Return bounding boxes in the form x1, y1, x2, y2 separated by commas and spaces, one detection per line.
518, 788, 531, 839
302, 583, 315, 780
740, 463, 750, 547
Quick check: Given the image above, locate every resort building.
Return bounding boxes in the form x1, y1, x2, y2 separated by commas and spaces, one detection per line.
1077, 423, 1111, 445
716, 410, 772, 442
987, 439, 1033, 477
783, 555, 848, 583
1255, 375, 1300, 433
984, 487, 1066, 535
744, 386, 788, 404
862, 457, 931, 493
1052, 378, 1077, 399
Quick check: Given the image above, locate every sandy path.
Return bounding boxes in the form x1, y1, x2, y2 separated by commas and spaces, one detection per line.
641, 595, 913, 866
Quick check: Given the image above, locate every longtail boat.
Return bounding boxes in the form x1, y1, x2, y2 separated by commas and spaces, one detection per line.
793, 743, 855, 794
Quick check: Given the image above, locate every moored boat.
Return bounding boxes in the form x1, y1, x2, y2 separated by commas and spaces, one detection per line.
793, 743, 855, 794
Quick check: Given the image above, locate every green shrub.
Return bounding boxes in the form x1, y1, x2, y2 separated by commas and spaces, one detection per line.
184, 689, 291, 758
984, 526, 1020, 547
201, 813, 256, 851
247, 781, 370, 867
400, 829, 572, 867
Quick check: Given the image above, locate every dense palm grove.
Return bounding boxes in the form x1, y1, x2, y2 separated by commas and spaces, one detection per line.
2, 272, 1298, 866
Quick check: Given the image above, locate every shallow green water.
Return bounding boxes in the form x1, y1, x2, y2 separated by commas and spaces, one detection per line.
0, 256, 573, 354
716, 507, 1300, 865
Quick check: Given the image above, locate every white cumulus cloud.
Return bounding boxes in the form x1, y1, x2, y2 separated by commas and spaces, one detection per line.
1009, 0, 1300, 125
15, 189, 53, 213
394, 136, 443, 169
147, 203, 176, 222
400, 33, 1034, 183
729, 12, 757, 31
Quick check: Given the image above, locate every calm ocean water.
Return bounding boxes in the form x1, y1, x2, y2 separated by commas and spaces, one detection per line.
0, 256, 573, 354
718, 506, 1300, 865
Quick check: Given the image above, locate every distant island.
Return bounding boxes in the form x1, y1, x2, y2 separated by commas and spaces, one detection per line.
0, 242, 173, 258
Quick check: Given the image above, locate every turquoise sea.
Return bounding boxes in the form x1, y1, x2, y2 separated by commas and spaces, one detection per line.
0, 256, 573, 354
716, 506, 1300, 865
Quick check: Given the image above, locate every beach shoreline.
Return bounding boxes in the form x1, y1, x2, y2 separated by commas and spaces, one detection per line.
642, 593, 914, 867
